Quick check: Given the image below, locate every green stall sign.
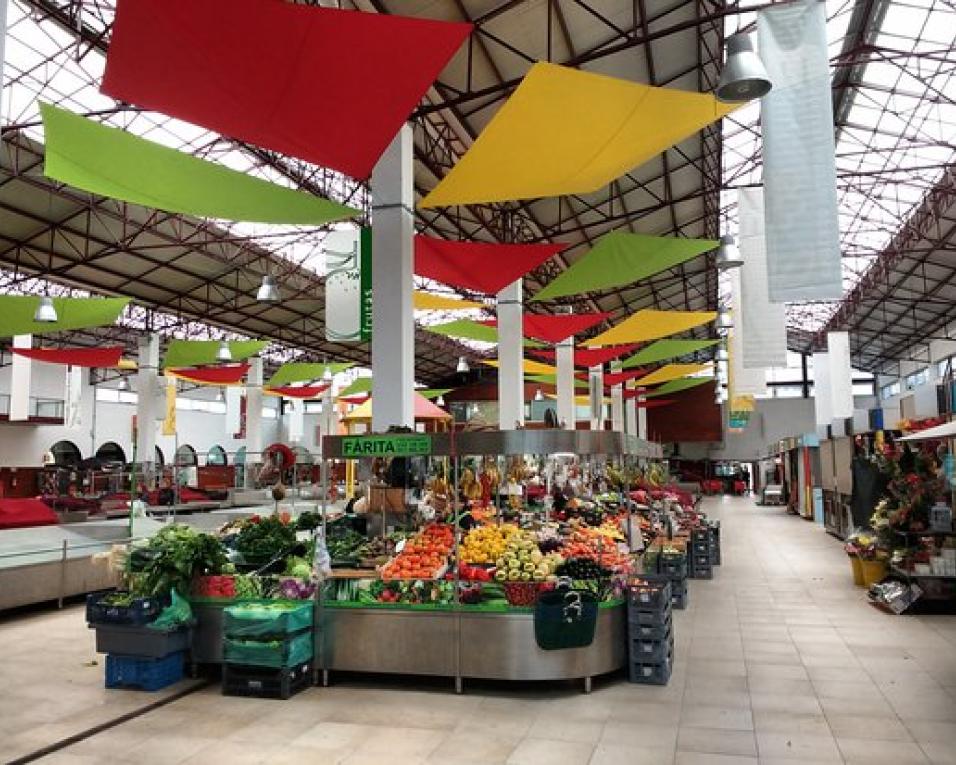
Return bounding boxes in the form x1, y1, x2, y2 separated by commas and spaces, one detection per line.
341, 435, 432, 458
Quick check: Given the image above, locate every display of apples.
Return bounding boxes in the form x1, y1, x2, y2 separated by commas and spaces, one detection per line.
492, 531, 563, 583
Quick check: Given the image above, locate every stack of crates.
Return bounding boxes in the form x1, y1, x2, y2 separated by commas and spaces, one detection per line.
644, 549, 689, 610
689, 528, 713, 579
222, 601, 314, 699
709, 521, 722, 566
626, 575, 674, 685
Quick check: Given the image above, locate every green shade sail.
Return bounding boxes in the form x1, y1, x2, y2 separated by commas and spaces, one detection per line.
338, 377, 373, 397
426, 319, 543, 347
0, 295, 129, 338
41, 103, 360, 225
622, 338, 720, 369
419, 388, 453, 400
644, 376, 714, 397
164, 340, 268, 368
268, 361, 355, 387
526, 374, 588, 390
533, 232, 717, 301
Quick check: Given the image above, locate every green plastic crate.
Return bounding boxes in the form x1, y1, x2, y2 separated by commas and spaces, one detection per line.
223, 630, 313, 669
223, 601, 313, 639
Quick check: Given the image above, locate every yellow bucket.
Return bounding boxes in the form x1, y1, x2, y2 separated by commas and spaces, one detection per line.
860, 559, 888, 588
850, 556, 865, 587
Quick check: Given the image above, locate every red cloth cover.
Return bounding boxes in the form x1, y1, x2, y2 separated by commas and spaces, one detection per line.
529, 344, 639, 368
169, 364, 250, 385
12, 346, 124, 367
415, 235, 566, 295
481, 313, 610, 344
102, 0, 471, 180
0, 498, 58, 529
266, 385, 329, 399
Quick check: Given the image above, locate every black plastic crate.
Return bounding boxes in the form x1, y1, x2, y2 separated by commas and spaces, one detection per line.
690, 565, 713, 580
691, 541, 711, 555
628, 605, 672, 626
628, 654, 673, 685
672, 586, 688, 610
690, 529, 710, 543
630, 632, 674, 663
92, 624, 190, 659
222, 660, 312, 700
86, 591, 168, 626
628, 612, 672, 640
628, 577, 672, 611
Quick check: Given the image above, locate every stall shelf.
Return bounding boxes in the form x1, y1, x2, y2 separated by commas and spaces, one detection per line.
318, 429, 661, 692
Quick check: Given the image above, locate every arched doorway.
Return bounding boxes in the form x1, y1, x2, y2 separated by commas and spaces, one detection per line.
42, 440, 83, 494
207, 445, 227, 466
48, 440, 82, 468
154, 445, 165, 467
95, 442, 126, 466
175, 444, 198, 487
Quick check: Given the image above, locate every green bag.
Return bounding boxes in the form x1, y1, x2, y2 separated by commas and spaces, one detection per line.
147, 589, 194, 630
223, 601, 313, 638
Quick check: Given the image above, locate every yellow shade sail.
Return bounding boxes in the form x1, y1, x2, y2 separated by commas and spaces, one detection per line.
413, 291, 484, 311
638, 363, 712, 386
483, 358, 557, 376
584, 309, 716, 347
544, 393, 611, 406
421, 62, 738, 208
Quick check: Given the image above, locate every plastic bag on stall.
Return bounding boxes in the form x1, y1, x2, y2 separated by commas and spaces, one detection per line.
313, 528, 333, 581
147, 589, 194, 631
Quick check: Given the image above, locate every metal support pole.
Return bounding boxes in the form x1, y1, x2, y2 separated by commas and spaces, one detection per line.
58, 539, 67, 609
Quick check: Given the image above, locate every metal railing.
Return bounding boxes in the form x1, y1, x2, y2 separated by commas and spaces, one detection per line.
0, 394, 66, 419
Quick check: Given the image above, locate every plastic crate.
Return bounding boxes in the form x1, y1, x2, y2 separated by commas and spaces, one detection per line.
105, 651, 184, 691
86, 591, 168, 626
222, 660, 312, 699
223, 602, 313, 639
691, 542, 711, 555
628, 613, 672, 640
644, 552, 688, 580
627, 578, 672, 611
690, 564, 713, 580
92, 624, 190, 659
672, 584, 689, 610
628, 654, 673, 685
628, 605, 673, 627
690, 529, 710, 543
630, 631, 674, 663
223, 629, 313, 669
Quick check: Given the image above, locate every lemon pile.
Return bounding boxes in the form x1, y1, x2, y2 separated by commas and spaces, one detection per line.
460, 523, 521, 565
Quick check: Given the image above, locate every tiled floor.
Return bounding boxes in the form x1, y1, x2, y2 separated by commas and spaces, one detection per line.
4, 496, 956, 764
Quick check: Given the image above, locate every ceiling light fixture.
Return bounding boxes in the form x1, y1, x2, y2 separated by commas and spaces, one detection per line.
715, 235, 744, 270
118, 377, 129, 392
34, 295, 58, 323
436, 394, 446, 407
534, 388, 544, 402
716, 32, 772, 103
216, 340, 232, 362
456, 356, 470, 374
256, 274, 281, 303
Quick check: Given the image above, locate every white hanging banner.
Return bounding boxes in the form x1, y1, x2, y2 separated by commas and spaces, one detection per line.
758, 0, 842, 302
813, 352, 833, 426
225, 385, 242, 438
10, 335, 32, 421
828, 331, 854, 419
729, 268, 768, 396
288, 398, 304, 443
324, 227, 372, 343
738, 188, 788, 369
64, 365, 83, 428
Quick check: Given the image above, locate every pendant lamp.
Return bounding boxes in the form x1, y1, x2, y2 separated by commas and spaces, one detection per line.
534, 388, 544, 402
216, 340, 232, 362
716, 33, 772, 103
436, 394, 446, 407
118, 377, 130, 392
322, 363, 333, 382
256, 274, 281, 303
717, 305, 733, 330
34, 296, 58, 323
715, 235, 744, 270
456, 356, 470, 374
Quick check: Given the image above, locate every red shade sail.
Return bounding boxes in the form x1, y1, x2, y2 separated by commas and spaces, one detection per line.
102, 0, 471, 180
415, 235, 565, 295
168, 364, 250, 386
338, 394, 371, 406
265, 385, 330, 399
602, 369, 648, 387
12, 346, 123, 368
481, 313, 610, 344
530, 344, 639, 368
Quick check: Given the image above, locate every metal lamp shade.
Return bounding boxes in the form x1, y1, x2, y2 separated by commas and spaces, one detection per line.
716, 235, 744, 270
534, 388, 544, 402
256, 274, 281, 303
456, 356, 470, 374
716, 33, 772, 103
34, 296, 58, 323
717, 306, 734, 330
322, 364, 333, 382
216, 340, 232, 362
716, 347, 729, 362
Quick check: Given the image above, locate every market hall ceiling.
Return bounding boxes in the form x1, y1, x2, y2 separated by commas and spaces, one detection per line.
0, 0, 952, 378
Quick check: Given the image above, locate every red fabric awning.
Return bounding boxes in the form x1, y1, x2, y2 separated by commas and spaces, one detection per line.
529, 344, 639, 368
102, 0, 471, 180
168, 364, 250, 385
12, 346, 124, 368
481, 313, 610, 344
415, 235, 566, 295
265, 385, 330, 399
339, 394, 371, 406
602, 369, 648, 387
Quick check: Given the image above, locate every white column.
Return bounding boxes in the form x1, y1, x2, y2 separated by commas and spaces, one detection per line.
610, 361, 624, 433
556, 337, 575, 430
320, 385, 335, 455
497, 279, 524, 430
245, 357, 263, 488
638, 395, 648, 440
135, 334, 159, 478
625, 384, 638, 437
589, 364, 604, 430
371, 123, 415, 431
10, 334, 31, 421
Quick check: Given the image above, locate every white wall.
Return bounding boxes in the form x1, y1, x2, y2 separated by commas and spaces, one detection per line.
0, 361, 283, 467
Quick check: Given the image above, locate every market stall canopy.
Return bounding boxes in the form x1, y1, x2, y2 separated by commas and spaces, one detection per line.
415, 235, 565, 295
529, 344, 639, 368
420, 62, 737, 207
167, 363, 251, 386
480, 312, 610, 344
41, 104, 360, 226
425, 319, 542, 347
267, 361, 355, 387
263, 385, 330, 399
584, 309, 716, 347
637, 363, 711, 386
484, 358, 558, 376
342, 392, 452, 421
11, 346, 124, 368
533, 232, 717, 301
622, 338, 721, 368
163, 340, 267, 368
526, 374, 589, 390
644, 376, 714, 397
102, 0, 471, 180
899, 420, 956, 441
0, 296, 129, 338
413, 292, 483, 311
